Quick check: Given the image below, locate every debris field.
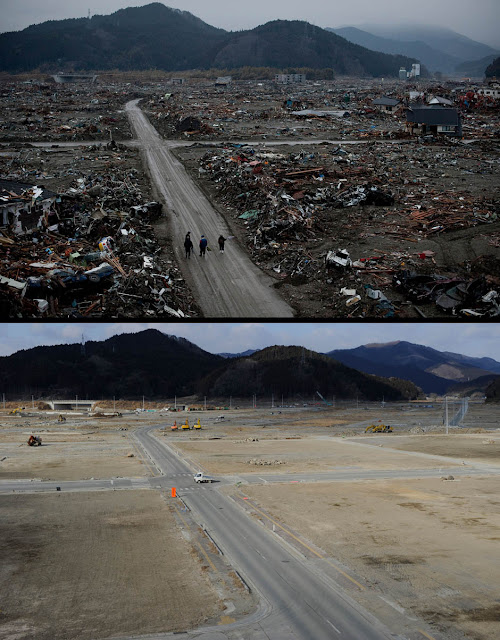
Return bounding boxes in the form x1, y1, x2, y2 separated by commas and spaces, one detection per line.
1, 75, 499, 317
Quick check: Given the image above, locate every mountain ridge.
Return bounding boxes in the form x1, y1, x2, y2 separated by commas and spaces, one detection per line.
0, 331, 420, 401
326, 341, 500, 394
326, 24, 498, 74
0, 3, 418, 76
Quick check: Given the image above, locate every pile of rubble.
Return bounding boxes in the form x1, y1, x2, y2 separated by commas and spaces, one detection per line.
247, 458, 286, 465
0, 147, 198, 317
189, 138, 499, 316
0, 82, 133, 142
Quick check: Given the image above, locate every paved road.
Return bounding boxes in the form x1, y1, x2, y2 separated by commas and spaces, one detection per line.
3, 464, 497, 496
134, 427, 395, 640
0, 478, 149, 493
125, 100, 293, 318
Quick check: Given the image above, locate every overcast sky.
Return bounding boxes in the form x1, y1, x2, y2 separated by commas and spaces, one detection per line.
2, 323, 500, 361
1, 1, 499, 47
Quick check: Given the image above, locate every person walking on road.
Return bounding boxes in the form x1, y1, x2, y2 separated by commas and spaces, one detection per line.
199, 235, 208, 257
218, 235, 226, 253
184, 232, 193, 259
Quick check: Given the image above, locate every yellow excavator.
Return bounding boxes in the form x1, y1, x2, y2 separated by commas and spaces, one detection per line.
365, 424, 393, 433
9, 407, 25, 415
181, 419, 190, 430
193, 419, 202, 430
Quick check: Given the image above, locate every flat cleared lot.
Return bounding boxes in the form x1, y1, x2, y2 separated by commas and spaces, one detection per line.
368, 433, 500, 464
243, 474, 500, 640
0, 426, 146, 480
173, 436, 461, 474
2, 404, 499, 640
0, 490, 222, 640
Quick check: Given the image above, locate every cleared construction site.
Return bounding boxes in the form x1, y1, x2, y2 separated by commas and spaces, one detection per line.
0, 400, 499, 640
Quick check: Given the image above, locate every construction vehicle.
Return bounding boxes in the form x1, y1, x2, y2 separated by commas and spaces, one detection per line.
171, 421, 178, 431
365, 424, 393, 433
58, 414, 66, 422
193, 419, 202, 430
28, 435, 42, 446
181, 419, 190, 430
194, 472, 214, 483
9, 407, 25, 415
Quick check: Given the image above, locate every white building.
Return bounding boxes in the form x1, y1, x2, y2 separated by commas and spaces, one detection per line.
275, 74, 306, 84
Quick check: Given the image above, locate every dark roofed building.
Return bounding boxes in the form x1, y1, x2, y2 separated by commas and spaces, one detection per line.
373, 96, 401, 113
405, 106, 462, 137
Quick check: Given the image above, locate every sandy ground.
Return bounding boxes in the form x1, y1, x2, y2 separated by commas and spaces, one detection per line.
0, 425, 147, 480
242, 475, 500, 640
367, 433, 500, 465
173, 436, 462, 474
0, 490, 223, 640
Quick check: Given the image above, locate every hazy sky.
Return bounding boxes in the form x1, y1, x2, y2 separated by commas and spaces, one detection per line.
2, 323, 500, 361
1, 1, 499, 47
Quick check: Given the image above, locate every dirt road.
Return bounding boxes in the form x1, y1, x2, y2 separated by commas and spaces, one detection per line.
125, 100, 293, 317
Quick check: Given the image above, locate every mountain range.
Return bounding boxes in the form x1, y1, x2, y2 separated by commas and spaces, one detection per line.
0, 330, 420, 402
0, 3, 416, 77
2, 331, 499, 402
326, 341, 500, 395
326, 24, 498, 75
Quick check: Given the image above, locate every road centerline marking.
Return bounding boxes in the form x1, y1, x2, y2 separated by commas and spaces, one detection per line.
327, 619, 341, 634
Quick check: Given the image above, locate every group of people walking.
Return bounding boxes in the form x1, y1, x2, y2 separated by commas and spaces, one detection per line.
184, 232, 226, 259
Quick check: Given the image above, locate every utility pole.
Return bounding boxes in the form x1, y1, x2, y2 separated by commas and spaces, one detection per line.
113, 396, 115, 412
272, 393, 274, 409
281, 394, 284, 408
32, 395, 34, 409
76, 395, 78, 411
2, 393, 5, 409
174, 395, 177, 411
142, 395, 145, 410
229, 396, 232, 410
204, 396, 207, 411
445, 396, 449, 435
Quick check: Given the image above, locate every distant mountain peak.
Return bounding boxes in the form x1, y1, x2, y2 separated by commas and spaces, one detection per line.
327, 341, 500, 394
365, 341, 401, 348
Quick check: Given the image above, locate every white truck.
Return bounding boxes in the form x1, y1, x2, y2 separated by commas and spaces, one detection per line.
193, 472, 214, 483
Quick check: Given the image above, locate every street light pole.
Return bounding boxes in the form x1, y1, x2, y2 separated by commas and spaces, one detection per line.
445, 396, 449, 435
